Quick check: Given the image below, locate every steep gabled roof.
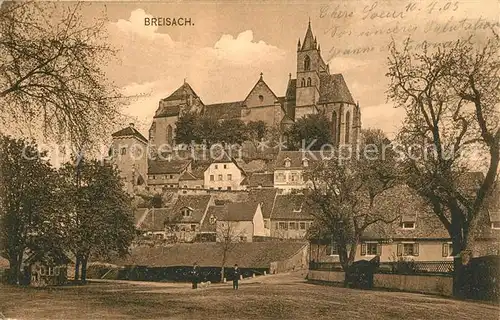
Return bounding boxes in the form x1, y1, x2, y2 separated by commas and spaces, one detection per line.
249, 189, 278, 219
179, 171, 200, 181
162, 82, 199, 102
271, 194, 314, 220
148, 159, 192, 175
218, 202, 259, 221
204, 101, 244, 120
243, 74, 278, 104
166, 195, 212, 224
111, 124, 148, 143
318, 73, 355, 105
154, 105, 180, 118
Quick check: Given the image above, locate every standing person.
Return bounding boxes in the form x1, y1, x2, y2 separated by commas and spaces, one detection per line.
232, 264, 241, 290
191, 263, 199, 289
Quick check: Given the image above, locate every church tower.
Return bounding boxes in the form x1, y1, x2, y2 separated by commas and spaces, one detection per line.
295, 21, 328, 119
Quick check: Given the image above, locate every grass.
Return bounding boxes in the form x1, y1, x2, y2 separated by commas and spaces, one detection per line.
0, 273, 498, 319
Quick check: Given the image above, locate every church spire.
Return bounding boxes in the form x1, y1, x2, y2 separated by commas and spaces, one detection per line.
301, 20, 315, 51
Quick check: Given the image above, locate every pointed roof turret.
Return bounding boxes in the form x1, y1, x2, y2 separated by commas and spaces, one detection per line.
301, 21, 315, 51
297, 38, 301, 51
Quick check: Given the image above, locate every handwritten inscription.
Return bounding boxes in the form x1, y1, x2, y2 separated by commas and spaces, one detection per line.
319, 1, 497, 58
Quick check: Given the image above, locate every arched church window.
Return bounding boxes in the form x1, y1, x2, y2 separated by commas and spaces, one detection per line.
304, 56, 311, 71
307, 77, 311, 86
332, 111, 337, 145
345, 111, 351, 144
167, 125, 173, 146
300, 78, 305, 87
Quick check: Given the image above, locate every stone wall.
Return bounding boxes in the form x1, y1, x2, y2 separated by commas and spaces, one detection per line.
269, 243, 309, 274
308, 270, 453, 296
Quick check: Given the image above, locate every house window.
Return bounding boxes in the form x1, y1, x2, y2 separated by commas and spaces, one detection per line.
120, 147, 126, 155
290, 173, 298, 182
361, 242, 381, 256
227, 186, 232, 191
401, 222, 415, 229
276, 172, 285, 181
209, 215, 216, 224
240, 236, 247, 242
227, 174, 232, 181
264, 220, 269, 229
397, 243, 419, 257
48, 267, 54, 276
40, 266, 46, 276
150, 175, 155, 180
191, 224, 196, 232
278, 222, 288, 230
215, 164, 218, 169
169, 175, 174, 179
218, 174, 223, 181
181, 208, 192, 217
289, 222, 297, 230
55, 267, 60, 276
330, 239, 339, 256
491, 222, 500, 229
258, 95, 264, 102
218, 187, 222, 190
210, 175, 214, 181
300, 78, 305, 87
299, 222, 306, 230
223, 164, 227, 169
442, 242, 453, 257
307, 77, 311, 86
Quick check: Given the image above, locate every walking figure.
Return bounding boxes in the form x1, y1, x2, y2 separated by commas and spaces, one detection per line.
233, 264, 240, 290
192, 262, 199, 289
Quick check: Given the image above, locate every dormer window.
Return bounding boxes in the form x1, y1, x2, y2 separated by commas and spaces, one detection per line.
401, 222, 415, 229
209, 214, 216, 225
293, 204, 303, 212
491, 222, 500, 229
120, 147, 126, 155
181, 207, 192, 217
284, 157, 291, 167
302, 158, 309, 167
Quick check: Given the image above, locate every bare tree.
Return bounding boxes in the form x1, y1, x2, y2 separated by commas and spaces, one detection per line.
387, 34, 500, 296
216, 220, 244, 282
305, 130, 400, 283
0, 1, 126, 148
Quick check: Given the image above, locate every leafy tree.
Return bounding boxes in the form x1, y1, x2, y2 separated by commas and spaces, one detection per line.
0, 2, 124, 147
59, 159, 136, 283
219, 119, 248, 145
194, 115, 221, 148
286, 114, 333, 150
387, 35, 500, 296
0, 136, 65, 284
305, 130, 399, 284
175, 112, 199, 146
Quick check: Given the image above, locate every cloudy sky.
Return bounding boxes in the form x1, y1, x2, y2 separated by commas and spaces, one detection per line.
81, 0, 498, 139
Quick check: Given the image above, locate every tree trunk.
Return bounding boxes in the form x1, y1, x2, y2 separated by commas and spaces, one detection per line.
81, 257, 88, 284
74, 255, 81, 282
8, 257, 20, 285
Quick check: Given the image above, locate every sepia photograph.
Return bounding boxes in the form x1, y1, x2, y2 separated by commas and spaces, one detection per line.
0, 0, 499, 319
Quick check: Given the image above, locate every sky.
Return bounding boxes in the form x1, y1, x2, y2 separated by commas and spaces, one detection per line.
78, 0, 498, 139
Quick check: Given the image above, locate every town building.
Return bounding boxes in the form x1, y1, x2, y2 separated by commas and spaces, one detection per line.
147, 159, 192, 193
214, 202, 266, 242
269, 194, 314, 239
203, 153, 247, 191
109, 123, 148, 194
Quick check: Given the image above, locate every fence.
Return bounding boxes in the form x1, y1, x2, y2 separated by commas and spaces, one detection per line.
310, 261, 453, 275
